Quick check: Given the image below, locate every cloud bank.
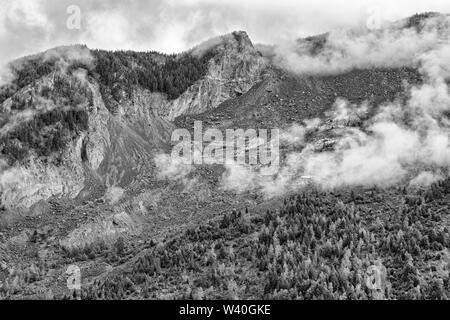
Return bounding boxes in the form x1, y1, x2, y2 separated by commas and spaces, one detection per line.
221, 16, 450, 197
1, 0, 450, 66
3, 1, 450, 200
272, 15, 450, 75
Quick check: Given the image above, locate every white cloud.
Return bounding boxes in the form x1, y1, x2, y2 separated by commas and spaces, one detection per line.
1, 0, 450, 66
83, 11, 132, 51
220, 32, 450, 195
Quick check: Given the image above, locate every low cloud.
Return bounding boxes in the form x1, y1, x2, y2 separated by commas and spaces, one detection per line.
409, 171, 443, 187
2, 0, 450, 65
162, 39, 450, 197
0, 159, 27, 196
220, 27, 450, 196
272, 15, 449, 75
154, 153, 193, 181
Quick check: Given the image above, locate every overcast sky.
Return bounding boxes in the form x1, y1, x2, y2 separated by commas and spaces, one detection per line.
1, 0, 450, 64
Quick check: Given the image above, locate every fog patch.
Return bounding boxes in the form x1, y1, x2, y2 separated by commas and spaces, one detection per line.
104, 186, 125, 205
409, 171, 443, 187
154, 153, 193, 181
272, 16, 449, 76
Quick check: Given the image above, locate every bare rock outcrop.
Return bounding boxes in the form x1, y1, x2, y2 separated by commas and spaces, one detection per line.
0, 31, 267, 210
161, 31, 267, 120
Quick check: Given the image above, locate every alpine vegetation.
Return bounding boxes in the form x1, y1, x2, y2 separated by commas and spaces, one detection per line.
0, 2, 449, 302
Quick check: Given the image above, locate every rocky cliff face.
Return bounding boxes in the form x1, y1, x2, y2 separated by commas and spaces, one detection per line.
1, 137, 85, 211
0, 31, 268, 211
161, 31, 267, 120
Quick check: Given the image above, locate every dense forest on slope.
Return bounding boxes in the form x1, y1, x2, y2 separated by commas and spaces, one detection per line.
0, 108, 89, 164
0, 74, 91, 164
0, 47, 217, 162
75, 180, 450, 300
1, 171, 448, 300
91, 49, 216, 112
0, 57, 57, 105
0, 47, 216, 107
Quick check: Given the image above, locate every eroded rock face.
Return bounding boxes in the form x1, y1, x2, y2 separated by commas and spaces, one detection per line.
116, 89, 174, 146
0, 78, 112, 210
0, 31, 267, 210
1, 137, 85, 210
83, 81, 111, 171
161, 31, 268, 120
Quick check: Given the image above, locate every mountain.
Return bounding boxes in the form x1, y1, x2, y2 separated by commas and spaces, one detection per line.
0, 31, 266, 212
0, 14, 449, 299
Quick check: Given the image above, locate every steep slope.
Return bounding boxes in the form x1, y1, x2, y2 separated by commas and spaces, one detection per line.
0, 31, 268, 211
175, 66, 422, 130
0, 67, 172, 211
161, 31, 267, 120
83, 179, 450, 300
0, 13, 449, 300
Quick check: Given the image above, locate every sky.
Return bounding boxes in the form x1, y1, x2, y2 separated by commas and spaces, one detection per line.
1, 0, 450, 64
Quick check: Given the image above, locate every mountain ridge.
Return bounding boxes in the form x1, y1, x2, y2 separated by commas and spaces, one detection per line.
0, 29, 267, 211
1, 12, 447, 211
0, 12, 449, 299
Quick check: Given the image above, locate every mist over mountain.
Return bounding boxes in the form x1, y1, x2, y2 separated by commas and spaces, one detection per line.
0, 12, 449, 300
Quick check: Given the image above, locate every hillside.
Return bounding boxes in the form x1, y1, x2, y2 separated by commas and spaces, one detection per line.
82, 179, 450, 300
0, 13, 449, 300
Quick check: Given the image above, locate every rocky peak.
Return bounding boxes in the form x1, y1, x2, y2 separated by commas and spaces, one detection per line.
162, 31, 267, 120
0, 30, 270, 210
219, 31, 257, 53
190, 30, 259, 58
